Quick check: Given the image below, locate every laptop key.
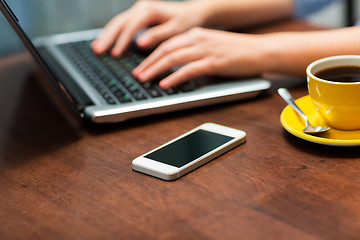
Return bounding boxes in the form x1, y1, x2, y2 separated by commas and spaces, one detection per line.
106, 79, 117, 88
132, 91, 147, 100
147, 88, 161, 98
164, 88, 179, 95
142, 82, 163, 98
104, 93, 116, 104
114, 89, 132, 103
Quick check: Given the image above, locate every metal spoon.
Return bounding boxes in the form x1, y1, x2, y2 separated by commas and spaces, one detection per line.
277, 88, 330, 134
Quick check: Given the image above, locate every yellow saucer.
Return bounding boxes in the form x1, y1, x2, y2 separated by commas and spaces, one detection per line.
280, 95, 360, 146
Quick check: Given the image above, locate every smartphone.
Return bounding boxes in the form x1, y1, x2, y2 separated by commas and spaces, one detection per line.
132, 123, 246, 180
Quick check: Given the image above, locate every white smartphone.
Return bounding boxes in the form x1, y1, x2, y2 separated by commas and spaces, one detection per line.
132, 123, 246, 180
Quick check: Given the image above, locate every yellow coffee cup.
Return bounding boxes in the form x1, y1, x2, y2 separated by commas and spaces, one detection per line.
307, 55, 360, 130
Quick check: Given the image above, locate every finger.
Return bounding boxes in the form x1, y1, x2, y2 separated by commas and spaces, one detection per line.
137, 20, 182, 49
159, 59, 211, 89
92, 15, 127, 54
137, 47, 202, 81
111, 12, 159, 56
135, 33, 194, 73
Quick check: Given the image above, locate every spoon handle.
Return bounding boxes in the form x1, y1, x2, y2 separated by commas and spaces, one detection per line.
277, 88, 309, 123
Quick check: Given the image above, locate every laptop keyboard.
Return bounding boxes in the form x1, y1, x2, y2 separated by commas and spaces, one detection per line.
59, 40, 193, 105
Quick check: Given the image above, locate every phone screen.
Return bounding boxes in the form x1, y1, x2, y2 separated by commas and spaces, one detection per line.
145, 129, 234, 168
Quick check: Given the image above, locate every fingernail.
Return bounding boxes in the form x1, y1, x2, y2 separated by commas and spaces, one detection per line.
137, 37, 151, 48
138, 72, 148, 81
111, 48, 120, 56
91, 40, 101, 52
159, 80, 169, 89
132, 67, 140, 76
91, 39, 98, 46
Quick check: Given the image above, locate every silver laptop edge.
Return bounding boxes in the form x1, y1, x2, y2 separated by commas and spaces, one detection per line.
85, 79, 270, 123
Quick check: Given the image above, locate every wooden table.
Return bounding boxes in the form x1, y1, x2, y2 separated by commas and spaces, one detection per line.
1, 21, 360, 240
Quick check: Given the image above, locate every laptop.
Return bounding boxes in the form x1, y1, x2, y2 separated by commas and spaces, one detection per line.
0, 0, 270, 123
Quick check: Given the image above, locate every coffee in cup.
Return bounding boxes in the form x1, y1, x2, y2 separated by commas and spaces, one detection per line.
315, 66, 360, 83
307, 55, 360, 131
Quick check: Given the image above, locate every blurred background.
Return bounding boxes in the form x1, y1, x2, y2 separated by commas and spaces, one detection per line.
0, 0, 136, 56
0, 0, 350, 57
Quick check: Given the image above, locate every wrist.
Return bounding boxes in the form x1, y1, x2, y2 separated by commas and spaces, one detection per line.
245, 33, 283, 75
186, 0, 218, 27
259, 32, 315, 76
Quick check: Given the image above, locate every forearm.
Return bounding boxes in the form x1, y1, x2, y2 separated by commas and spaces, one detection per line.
193, 0, 295, 29
262, 27, 360, 76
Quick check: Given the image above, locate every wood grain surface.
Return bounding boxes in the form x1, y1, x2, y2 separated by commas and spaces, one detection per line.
0, 21, 359, 240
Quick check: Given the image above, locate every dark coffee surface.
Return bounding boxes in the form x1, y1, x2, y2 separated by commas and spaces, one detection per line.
315, 66, 360, 82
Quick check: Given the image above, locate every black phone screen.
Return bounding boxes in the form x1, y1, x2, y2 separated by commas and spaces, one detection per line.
145, 129, 234, 168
